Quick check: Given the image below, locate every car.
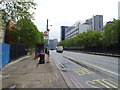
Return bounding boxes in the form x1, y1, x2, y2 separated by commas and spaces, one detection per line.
56, 46, 63, 53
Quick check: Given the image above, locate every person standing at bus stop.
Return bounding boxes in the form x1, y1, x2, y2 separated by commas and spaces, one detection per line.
45, 47, 49, 63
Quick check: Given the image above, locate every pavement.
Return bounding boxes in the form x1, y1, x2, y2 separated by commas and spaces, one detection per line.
1, 54, 68, 89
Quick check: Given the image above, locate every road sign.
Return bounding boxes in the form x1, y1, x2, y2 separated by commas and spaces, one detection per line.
44, 35, 48, 39
44, 31, 48, 35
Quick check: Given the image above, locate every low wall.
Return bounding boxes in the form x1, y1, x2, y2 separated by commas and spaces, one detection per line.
64, 46, 120, 54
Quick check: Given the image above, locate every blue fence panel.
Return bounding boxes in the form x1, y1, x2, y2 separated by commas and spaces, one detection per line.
0, 42, 10, 69
0, 43, 2, 69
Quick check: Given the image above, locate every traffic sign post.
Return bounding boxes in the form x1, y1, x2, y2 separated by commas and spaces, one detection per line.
44, 35, 48, 40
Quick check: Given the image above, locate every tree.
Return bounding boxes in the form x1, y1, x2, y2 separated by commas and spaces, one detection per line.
58, 30, 103, 48
1, 0, 36, 22
10, 18, 44, 48
102, 20, 120, 46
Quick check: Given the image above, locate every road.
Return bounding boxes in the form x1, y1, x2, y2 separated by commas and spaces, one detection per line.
50, 50, 119, 88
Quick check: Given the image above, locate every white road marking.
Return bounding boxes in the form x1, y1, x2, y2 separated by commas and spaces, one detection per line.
64, 56, 119, 76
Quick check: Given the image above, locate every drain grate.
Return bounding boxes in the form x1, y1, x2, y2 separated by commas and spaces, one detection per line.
9, 84, 17, 89
59, 63, 67, 71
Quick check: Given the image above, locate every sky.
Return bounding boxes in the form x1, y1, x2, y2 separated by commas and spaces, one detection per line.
33, 0, 120, 41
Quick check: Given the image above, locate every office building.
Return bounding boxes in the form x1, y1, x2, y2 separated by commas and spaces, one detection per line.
65, 26, 78, 39
49, 39, 54, 47
61, 15, 103, 40
83, 18, 92, 25
65, 22, 79, 39
65, 22, 92, 39
92, 15, 103, 31
79, 24, 92, 33
53, 39, 58, 47
49, 39, 58, 49
61, 26, 69, 41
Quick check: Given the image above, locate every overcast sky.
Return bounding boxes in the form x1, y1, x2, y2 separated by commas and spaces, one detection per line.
33, 0, 120, 41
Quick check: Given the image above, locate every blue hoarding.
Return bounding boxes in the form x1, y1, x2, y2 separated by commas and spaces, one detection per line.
0, 42, 10, 69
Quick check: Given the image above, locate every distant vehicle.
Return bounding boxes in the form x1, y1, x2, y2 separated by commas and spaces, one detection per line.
50, 48, 54, 50
56, 46, 63, 53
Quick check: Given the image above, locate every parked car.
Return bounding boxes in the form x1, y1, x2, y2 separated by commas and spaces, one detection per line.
56, 46, 63, 53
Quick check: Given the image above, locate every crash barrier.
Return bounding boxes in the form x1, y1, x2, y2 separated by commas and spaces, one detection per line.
64, 46, 120, 54
10, 43, 27, 61
0, 42, 10, 69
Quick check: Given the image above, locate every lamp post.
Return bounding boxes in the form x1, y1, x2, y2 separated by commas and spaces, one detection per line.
46, 19, 52, 47
46, 19, 52, 63
46, 19, 49, 45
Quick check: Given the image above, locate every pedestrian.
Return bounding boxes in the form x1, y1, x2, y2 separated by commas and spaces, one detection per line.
45, 47, 49, 63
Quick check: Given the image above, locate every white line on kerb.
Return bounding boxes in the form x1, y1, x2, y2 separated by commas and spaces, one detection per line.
65, 56, 119, 76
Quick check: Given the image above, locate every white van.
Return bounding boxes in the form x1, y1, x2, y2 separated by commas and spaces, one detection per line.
56, 46, 63, 53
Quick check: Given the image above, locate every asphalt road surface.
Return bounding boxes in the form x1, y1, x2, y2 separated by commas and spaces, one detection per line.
50, 50, 119, 89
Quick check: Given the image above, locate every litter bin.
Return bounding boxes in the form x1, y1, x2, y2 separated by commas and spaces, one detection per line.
35, 43, 45, 64
39, 54, 45, 64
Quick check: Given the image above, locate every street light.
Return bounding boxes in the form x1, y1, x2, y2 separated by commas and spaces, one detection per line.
46, 19, 52, 47
46, 19, 52, 63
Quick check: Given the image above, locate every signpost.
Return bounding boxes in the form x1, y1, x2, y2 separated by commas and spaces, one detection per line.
44, 31, 48, 40
44, 35, 48, 40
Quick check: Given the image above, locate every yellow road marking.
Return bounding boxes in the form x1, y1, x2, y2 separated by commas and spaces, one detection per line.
83, 68, 96, 74
74, 70, 83, 75
107, 78, 119, 86
73, 68, 96, 75
93, 79, 110, 88
74, 69, 85, 75
86, 81, 100, 88
86, 78, 118, 88
102, 79, 117, 88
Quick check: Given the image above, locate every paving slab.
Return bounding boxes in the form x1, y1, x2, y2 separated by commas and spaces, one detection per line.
2, 54, 68, 88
